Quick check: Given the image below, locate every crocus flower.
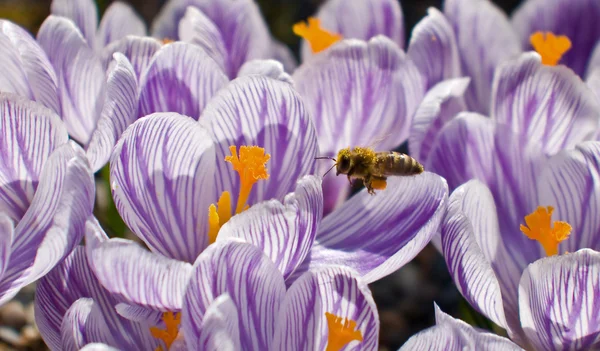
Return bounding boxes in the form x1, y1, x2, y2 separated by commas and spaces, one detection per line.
399, 304, 523, 351
151, 0, 297, 76
0, 93, 94, 305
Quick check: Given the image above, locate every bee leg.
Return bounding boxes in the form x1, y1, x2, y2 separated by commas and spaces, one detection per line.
364, 175, 376, 195
346, 167, 355, 185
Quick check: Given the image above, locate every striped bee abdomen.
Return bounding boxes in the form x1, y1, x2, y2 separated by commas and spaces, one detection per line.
375, 151, 424, 176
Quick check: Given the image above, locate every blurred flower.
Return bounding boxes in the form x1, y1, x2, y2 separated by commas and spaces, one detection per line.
399, 305, 523, 351
0, 93, 94, 306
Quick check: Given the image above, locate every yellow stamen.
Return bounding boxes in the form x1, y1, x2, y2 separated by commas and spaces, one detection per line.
162, 38, 174, 45
293, 17, 342, 53
207, 191, 232, 244
224, 145, 270, 214
520, 206, 572, 256
530, 31, 572, 66
150, 312, 181, 351
324, 312, 363, 351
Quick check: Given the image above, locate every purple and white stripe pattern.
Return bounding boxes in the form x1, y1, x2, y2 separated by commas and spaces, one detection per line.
0, 94, 94, 306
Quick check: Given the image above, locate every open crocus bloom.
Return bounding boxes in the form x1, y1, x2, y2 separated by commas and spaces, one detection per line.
443, 175, 600, 350
399, 304, 523, 351
0, 93, 94, 305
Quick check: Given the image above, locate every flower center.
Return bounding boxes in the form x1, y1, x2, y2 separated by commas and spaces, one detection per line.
293, 17, 342, 54
150, 312, 181, 351
207, 145, 270, 243
324, 312, 363, 351
529, 31, 572, 66
520, 206, 572, 256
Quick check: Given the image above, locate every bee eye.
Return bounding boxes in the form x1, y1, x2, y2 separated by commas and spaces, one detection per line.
339, 157, 350, 172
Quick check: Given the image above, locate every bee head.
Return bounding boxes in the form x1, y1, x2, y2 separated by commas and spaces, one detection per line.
335, 148, 352, 175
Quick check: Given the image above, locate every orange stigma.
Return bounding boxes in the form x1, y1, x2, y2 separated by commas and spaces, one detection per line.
324, 312, 363, 351
207, 145, 270, 243
293, 17, 342, 53
530, 31, 571, 66
150, 312, 181, 351
520, 206, 572, 256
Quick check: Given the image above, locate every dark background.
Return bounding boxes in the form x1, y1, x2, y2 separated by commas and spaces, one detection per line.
0, 0, 521, 349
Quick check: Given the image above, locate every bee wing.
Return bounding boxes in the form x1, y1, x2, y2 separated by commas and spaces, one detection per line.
367, 133, 393, 150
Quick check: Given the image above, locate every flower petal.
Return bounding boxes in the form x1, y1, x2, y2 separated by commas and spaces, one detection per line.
237, 60, 293, 84
50, 0, 98, 47
81, 344, 121, 351
272, 266, 378, 351
96, 2, 146, 48
269, 39, 297, 73
587, 43, 600, 78
407, 8, 461, 90
110, 113, 216, 262
192, 294, 241, 351
86, 53, 139, 172
217, 176, 323, 280
87, 237, 193, 311
297, 173, 447, 284
101, 36, 161, 79
0, 93, 68, 221
537, 141, 600, 253
0, 142, 93, 305
444, 0, 521, 113
138, 42, 228, 120
37, 15, 106, 144
519, 249, 600, 350
60, 298, 96, 351
182, 240, 285, 350
202, 75, 318, 204
0, 214, 13, 280
304, 0, 404, 60
0, 20, 60, 112
441, 180, 511, 331
409, 77, 469, 162
178, 6, 228, 75
399, 305, 524, 351
491, 52, 600, 154
512, 0, 600, 76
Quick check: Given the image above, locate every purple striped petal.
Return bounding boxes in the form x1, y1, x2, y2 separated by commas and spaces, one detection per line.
491, 52, 600, 154
270, 39, 297, 73
0, 142, 93, 305
407, 8, 461, 90
587, 43, 600, 78
587, 69, 600, 102
427, 113, 547, 268
538, 141, 600, 253
86, 53, 139, 172
519, 249, 600, 350
37, 16, 106, 144
303, 0, 404, 61
178, 6, 228, 75
202, 75, 318, 205
87, 237, 193, 311
138, 42, 228, 120
81, 344, 121, 351
217, 176, 323, 280
150, 0, 189, 40
298, 173, 447, 284
50, 0, 98, 47
441, 180, 512, 331
444, 0, 521, 114
102, 36, 161, 79
272, 266, 378, 351
60, 298, 96, 351
181, 240, 285, 351
110, 113, 216, 262
192, 294, 241, 351
0, 214, 13, 280
237, 60, 293, 84
0, 94, 68, 221
96, 2, 146, 48
0, 20, 60, 113
409, 77, 469, 162
293, 36, 424, 213
399, 305, 524, 351
35, 241, 158, 351
512, 0, 600, 77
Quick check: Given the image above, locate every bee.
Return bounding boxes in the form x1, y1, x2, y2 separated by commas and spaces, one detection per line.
317, 147, 424, 195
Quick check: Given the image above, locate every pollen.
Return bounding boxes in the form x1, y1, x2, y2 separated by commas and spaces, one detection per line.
324, 312, 363, 351
520, 206, 572, 256
207, 191, 232, 244
530, 31, 571, 66
371, 178, 387, 190
293, 17, 342, 53
225, 145, 270, 214
150, 312, 181, 351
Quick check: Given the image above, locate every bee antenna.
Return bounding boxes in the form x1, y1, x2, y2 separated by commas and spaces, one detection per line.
315, 156, 336, 161
322, 163, 337, 177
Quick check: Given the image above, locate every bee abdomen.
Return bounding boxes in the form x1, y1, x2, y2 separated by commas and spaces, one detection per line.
387, 152, 424, 176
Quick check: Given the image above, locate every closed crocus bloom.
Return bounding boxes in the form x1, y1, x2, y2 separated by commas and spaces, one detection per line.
0, 93, 94, 305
